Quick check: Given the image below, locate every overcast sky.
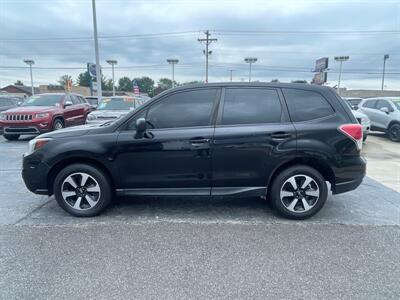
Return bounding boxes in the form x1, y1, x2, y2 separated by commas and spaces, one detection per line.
0, 0, 399, 90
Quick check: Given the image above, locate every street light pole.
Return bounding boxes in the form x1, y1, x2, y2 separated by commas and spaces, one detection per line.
167, 59, 179, 88
228, 69, 234, 82
334, 56, 349, 95
92, 0, 102, 100
381, 54, 389, 91
106, 60, 117, 96
244, 57, 258, 82
23, 59, 35, 95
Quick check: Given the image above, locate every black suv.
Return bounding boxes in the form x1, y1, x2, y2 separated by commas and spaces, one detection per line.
22, 83, 366, 219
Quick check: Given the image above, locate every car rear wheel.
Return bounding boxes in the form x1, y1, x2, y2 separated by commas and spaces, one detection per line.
270, 165, 328, 220
388, 123, 400, 142
52, 119, 64, 131
3, 134, 20, 141
53, 164, 112, 217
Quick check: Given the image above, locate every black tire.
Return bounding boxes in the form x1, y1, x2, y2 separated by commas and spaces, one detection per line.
3, 134, 20, 141
52, 118, 64, 131
53, 163, 112, 217
387, 123, 400, 142
363, 134, 367, 142
270, 165, 328, 220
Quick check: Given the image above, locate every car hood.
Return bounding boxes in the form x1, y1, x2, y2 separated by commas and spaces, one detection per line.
90, 110, 130, 118
38, 124, 101, 139
3, 106, 57, 114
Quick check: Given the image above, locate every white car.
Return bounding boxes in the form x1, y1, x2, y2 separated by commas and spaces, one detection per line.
86, 96, 148, 124
352, 109, 370, 142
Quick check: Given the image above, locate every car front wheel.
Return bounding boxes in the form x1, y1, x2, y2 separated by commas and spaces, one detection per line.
388, 123, 400, 142
270, 165, 328, 220
53, 163, 112, 217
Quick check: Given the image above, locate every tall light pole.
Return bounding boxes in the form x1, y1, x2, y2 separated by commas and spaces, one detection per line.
198, 30, 217, 83
91, 0, 102, 100
334, 56, 349, 95
244, 57, 257, 82
23, 59, 35, 95
106, 59, 117, 96
228, 69, 235, 82
167, 59, 179, 88
381, 54, 389, 90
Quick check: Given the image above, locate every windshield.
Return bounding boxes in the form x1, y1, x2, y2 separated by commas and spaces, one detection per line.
97, 97, 136, 110
22, 94, 62, 107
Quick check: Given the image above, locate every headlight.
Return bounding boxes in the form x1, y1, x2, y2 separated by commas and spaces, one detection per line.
27, 138, 52, 155
87, 113, 97, 120
35, 112, 50, 119
0, 113, 5, 120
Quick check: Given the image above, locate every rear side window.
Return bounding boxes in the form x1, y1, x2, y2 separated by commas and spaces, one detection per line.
221, 88, 282, 125
376, 100, 393, 112
146, 88, 217, 129
282, 88, 334, 122
362, 100, 377, 109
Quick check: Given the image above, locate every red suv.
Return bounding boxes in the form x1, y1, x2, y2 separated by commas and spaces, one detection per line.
0, 93, 92, 140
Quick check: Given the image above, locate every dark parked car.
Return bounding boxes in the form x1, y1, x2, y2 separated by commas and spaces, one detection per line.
22, 83, 366, 219
0, 93, 92, 140
0, 97, 18, 112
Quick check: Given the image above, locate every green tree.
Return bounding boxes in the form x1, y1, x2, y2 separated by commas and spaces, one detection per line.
157, 78, 176, 90
270, 79, 280, 83
134, 76, 154, 96
118, 76, 133, 91
14, 80, 24, 86
58, 75, 72, 86
181, 80, 203, 85
102, 78, 114, 91
76, 71, 91, 87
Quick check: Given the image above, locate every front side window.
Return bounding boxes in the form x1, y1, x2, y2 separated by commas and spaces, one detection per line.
22, 94, 63, 107
146, 89, 217, 129
221, 88, 282, 125
376, 100, 393, 112
282, 88, 334, 122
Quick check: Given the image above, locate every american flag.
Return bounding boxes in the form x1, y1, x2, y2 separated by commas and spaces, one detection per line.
132, 79, 140, 95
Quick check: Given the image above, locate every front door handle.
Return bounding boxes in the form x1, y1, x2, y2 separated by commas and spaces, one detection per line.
190, 138, 210, 146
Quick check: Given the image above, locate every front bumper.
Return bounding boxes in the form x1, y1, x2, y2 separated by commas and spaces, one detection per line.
22, 153, 51, 195
0, 120, 52, 135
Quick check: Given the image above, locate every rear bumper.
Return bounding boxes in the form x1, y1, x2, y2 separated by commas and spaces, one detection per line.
22, 153, 51, 195
332, 156, 366, 194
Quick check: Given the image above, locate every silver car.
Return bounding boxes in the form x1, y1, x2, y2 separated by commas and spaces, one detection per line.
86, 96, 148, 124
358, 97, 400, 142
343, 98, 370, 141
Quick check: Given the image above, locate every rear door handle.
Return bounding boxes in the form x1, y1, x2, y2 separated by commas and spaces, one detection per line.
271, 132, 291, 140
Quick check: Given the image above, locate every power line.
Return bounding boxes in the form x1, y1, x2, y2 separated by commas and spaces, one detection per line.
216, 30, 400, 36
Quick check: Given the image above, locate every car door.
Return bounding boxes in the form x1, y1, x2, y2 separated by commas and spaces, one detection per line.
359, 99, 378, 127
114, 88, 220, 193
211, 87, 296, 196
375, 100, 394, 129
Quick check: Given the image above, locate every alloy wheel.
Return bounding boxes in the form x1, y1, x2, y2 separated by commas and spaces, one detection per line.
280, 174, 320, 213
61, 172, 101, 210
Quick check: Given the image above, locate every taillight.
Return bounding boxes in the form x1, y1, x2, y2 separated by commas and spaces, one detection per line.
338, 124, 363, 150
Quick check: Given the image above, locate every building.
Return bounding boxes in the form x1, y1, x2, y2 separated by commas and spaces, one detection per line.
0, 84, 40, 97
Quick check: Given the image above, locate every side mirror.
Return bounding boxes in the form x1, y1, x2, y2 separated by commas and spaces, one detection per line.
380, 107, 389, 114
135, 118, 147, 139
64, 100, 73, 108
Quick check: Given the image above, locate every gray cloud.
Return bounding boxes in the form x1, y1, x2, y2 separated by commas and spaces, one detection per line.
0, 0, 399, 89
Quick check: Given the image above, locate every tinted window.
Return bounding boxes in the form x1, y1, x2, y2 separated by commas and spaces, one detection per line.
77, 96, 87, 104
70, 95, 80, 105
283, 89, 334, 122
97, 98, 135, 111
376, 100, 393, 111
221, 88, 282, 125
363, 100, 376, 108
146, 89, 217, 129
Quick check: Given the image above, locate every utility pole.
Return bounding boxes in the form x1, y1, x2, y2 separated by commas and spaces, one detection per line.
381, 54, 389, 90
244, 57, 258, 82
92, 0, 102, 100
198, 30, 217, 83
106, 60, 117, 96
23, 59, 35, 95
167, 59, 179, 87
334, 56, 349, 95
228, 69, 234, 82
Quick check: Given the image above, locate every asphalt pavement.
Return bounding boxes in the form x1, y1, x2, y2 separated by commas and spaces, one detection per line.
1, 135, 399, 299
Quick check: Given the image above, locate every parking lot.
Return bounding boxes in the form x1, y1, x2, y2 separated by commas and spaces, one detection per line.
1, 134, 400, 299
